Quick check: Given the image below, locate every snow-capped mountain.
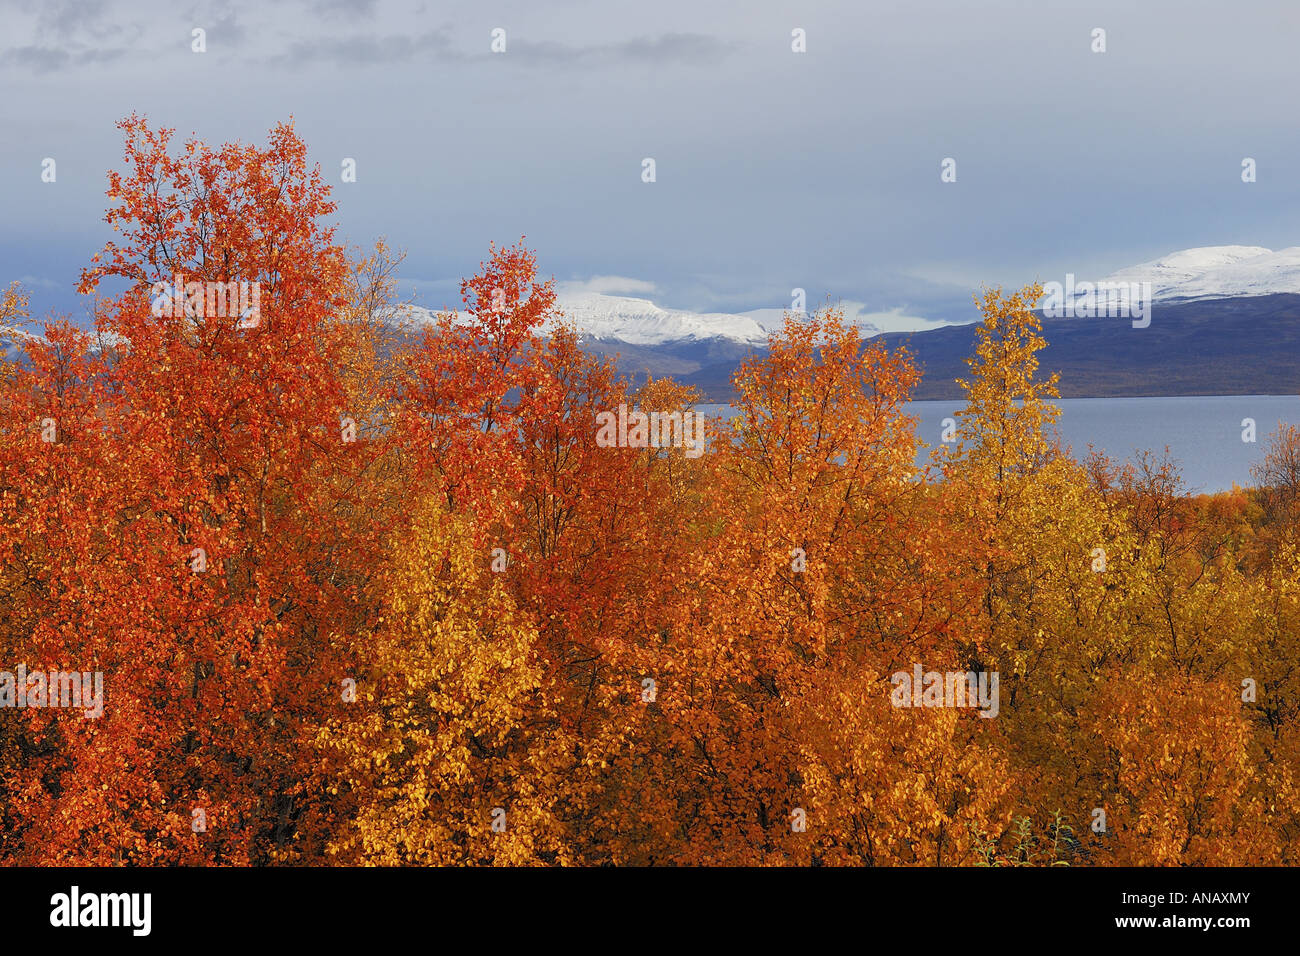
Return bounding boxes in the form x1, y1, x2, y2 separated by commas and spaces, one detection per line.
1, 325, 37, 364
1086, 246, 1300, 302
393, 293, 946, 349
395, 296, 771, 347
8, 245, 1300, 400
553, 292, 770, 347
389, 292, 961, 398
393, 297, 759, 347
391, 247, 1300, 349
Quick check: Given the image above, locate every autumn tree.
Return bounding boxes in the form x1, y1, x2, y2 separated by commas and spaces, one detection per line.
319, 499, 574, 864
614, 307, 1015, 864
1252, 422, 1300, 542
1, 115, 379, 863
6, 115, 1300, 867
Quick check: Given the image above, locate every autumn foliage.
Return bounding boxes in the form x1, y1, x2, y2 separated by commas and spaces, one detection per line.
2, 119, 1298, 866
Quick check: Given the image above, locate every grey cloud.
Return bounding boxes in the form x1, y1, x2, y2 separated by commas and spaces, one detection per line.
34, 0, 120, 38
0, 46, 71, 72
509, 32, 738, 67
615, 32, 737, 64
307, 0, 379, 18
0, 0, 142, 71
268, 27, 733, 70
0, 41, 132, 72
271, 27, 458, 67
4, 0, 1300, 329
206, 10, 247, 46
79, 46, 129, 65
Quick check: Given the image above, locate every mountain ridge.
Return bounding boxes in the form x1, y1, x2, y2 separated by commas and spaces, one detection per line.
7, 245, 1299, 401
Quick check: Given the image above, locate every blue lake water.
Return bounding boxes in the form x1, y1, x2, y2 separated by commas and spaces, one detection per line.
697, 396, 1300, 494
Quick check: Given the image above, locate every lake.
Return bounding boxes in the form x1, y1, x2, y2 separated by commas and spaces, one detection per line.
697, 395, 1300, 494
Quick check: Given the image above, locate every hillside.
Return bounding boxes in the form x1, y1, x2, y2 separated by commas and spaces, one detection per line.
876, 294, 1300, 401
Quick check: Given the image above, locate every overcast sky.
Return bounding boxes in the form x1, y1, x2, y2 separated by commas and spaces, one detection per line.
3, 0, 1299, 326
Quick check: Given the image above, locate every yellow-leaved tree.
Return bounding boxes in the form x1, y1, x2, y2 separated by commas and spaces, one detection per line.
320, 499, 573, 865
941, 285, 1135, 852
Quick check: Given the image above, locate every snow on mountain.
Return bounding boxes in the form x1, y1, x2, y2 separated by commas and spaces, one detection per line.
393, 296, 770, 347
550, 292, 769, 346
393, 247, 1300, 346
393, 293, 944, 348
1, 325, 38, 363
1090, 246, 1300, 301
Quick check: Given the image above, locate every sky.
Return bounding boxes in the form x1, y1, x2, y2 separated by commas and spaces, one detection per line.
3, 0, 1300, 328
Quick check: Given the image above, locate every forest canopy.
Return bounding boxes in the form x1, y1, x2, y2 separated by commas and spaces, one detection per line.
2, 119, 1297, 866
